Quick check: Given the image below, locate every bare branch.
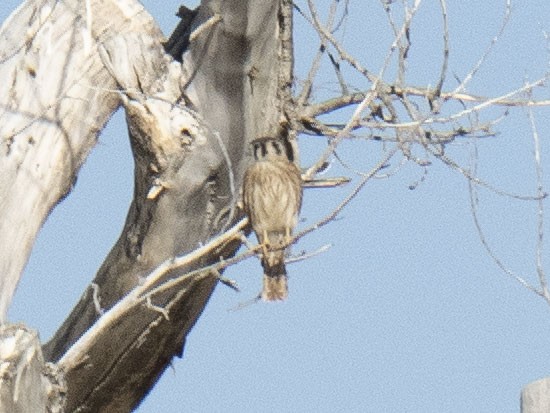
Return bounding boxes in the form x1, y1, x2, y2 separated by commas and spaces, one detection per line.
137, 218, 249, 298
302, 176, 351, 188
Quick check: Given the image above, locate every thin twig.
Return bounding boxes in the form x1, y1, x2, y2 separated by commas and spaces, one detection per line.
468, 144, 542, 296
526, 105, 549, 303
286, 244, 332, 265
297, 147, 398, 241
328, 51, 350, 95
433, 0, 449, 99
213, 131, 237, 232
433, 148, 545, 201
295, 0, 340, 106
305, 0, 380, 84
452, 0, 512, 95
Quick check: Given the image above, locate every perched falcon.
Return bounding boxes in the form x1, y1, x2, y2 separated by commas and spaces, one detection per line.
243, 136, 303, 301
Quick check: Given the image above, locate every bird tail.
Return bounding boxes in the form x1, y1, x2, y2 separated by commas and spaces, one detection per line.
262, 273, 288, 301
261, 250, 288, 301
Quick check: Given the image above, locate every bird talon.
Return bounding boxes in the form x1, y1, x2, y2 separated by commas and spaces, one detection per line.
260, 242, 269, 258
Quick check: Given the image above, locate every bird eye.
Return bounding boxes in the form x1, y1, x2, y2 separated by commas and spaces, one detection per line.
271, 141, 282, 156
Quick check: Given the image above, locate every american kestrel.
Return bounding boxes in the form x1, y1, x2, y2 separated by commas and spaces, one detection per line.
242, 136, 303, 301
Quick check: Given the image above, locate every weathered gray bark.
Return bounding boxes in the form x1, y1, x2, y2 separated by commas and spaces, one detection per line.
0, 324, 65, 412
1, 0, 292, 411
0, 0, 162, 322
521, 378, 550, 413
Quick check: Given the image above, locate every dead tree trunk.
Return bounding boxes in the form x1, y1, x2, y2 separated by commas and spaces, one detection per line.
0, 0, 293, 411
521, 378, 550, 413
0, 324, 64, 412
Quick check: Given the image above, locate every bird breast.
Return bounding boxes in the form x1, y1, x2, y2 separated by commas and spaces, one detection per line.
244, 159, 302, 237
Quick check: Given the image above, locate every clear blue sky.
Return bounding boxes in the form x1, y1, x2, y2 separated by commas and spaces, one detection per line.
3, 1, 550, 412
